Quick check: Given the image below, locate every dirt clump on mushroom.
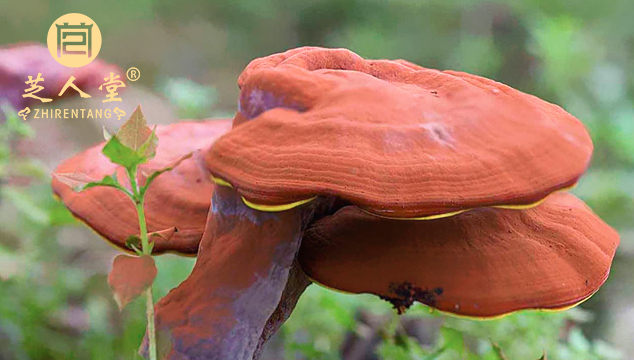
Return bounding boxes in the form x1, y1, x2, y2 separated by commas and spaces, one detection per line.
380, 282, 444, 314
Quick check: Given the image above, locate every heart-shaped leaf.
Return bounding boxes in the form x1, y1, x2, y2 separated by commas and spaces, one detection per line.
107, 254, 157, 310
117, 105, 153, 153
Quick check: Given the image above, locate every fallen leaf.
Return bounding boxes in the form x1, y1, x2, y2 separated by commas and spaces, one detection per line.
107, 254, 157, 310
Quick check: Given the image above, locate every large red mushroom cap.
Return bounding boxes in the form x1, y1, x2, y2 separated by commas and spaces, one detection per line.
52, 119, 232, 254
299, 192, 619, 317
206, 47, 593, 218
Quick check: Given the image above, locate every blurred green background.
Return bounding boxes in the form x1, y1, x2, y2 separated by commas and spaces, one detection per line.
1, 0, 633, 359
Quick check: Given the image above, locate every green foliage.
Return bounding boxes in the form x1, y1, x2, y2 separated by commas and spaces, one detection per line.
281, 287, 624, 360
158, 77, 220, 119
0, 104, 35, 179
0, 228, 193, 359
0, 106, 193, 358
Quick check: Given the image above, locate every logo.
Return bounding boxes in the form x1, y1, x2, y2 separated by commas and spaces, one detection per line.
14, 16, 133, 122
47, 13, 102, 68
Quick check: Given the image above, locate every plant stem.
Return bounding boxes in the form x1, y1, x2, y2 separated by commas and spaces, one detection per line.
128, 166, 150, 253
146, 286, 157, 360
130, 166, 158, 360
136, 200, 150, 255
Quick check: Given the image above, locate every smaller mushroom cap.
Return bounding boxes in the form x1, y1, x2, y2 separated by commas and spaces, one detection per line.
299, 193, 619, 317
207, 47, 593, 218
52, 119, 232, 254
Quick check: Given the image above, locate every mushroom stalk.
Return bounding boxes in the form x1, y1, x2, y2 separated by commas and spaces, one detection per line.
146, 185, 316, 359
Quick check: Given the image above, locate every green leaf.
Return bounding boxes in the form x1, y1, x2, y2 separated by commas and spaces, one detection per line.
147, 240, 155, 254
102, 135, 148, 169
53, 172, 123, 193
140, 152, 193, 194
137, 126, 158, 160
83, 176, 120, 190
125, 236, 143, 254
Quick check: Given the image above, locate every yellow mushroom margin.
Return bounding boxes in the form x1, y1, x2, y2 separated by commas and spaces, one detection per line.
304, 272, 601, 321
211, 174, 316, 212
211, 175, 578, 219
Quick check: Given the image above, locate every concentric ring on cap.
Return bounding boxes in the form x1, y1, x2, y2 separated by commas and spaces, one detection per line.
298, 192, 619, 317
206, 47, 593, 218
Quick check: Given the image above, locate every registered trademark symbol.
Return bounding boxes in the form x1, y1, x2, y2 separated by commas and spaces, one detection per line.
126, 67, 140, 81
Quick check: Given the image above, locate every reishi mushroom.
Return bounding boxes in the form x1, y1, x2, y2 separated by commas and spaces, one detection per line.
299, 192, 619, 317
138, 47, 618, 359
52, 119, 231, 254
